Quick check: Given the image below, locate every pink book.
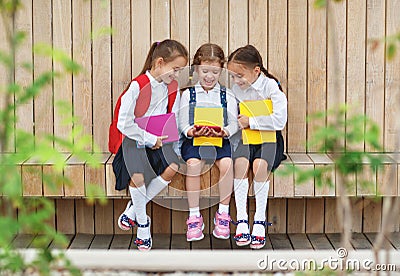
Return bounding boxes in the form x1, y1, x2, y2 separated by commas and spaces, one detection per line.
134, 113, 179, 144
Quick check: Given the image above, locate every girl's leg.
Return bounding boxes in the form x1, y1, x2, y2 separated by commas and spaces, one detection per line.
251, 158, 270, 238
186, 158, 204, 213
215, 157, 234, 208
146, 163, 178, 202
129, 174, 150, 243
233, 157, 251, 239
185, 158, 205, 241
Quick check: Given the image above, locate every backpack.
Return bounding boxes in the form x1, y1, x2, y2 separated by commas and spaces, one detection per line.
188, 85, 228, 126
108, 74, 178, 154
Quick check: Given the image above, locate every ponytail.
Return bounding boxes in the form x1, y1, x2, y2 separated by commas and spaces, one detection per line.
260, 64, 283, 91
139, 42, 159, 75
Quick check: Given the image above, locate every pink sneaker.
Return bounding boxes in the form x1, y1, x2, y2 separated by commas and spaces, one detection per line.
186, 215, 205, 241
212, 212, 231, 240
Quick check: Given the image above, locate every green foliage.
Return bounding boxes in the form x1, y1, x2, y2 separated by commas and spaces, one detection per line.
276, 104, 384, 194
1, 2, 106, 275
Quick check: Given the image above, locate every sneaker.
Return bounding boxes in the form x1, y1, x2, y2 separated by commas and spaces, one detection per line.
117, 200, 136, 231
212, 212, 231, 240
186, 215, 205, 241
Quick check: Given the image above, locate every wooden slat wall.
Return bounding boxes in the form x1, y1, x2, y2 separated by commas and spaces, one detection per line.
3, 0, 397, 153
15, 197, 390, 235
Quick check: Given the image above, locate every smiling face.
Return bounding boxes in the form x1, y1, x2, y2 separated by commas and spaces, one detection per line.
196, 61, 222, 91
227, 61, 260, 90
157, 56, 188, 84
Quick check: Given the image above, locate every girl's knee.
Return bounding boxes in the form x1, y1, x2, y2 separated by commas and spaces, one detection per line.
130, 174, 145, 187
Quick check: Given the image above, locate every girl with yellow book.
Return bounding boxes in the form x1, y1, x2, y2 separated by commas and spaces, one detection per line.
227, 45, 288, 249
179, 43, 238, 242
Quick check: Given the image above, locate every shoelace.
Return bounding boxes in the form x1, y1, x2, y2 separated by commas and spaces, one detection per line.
188, 222, 200, 229
218, 219, 229, 227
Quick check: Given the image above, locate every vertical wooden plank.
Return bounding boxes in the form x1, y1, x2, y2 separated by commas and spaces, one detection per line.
365, 0, 385, 152
33, 0, 53, 140
346, 0, 366, 151
228, 0, 248, 53
249, 0, 267, 63
94, 200, 113, 234
14, 0, 34, 150
307, 0, 327, 152
190, 0, 209, 57
53, 0, 73, 150
268, 198, 286, 233
171, 0, 189, 47
357, 162, 377, 196
85, 153, 110, 196
21, 159, 42, 196
43, 167, 63, 197
324, 198, 341, 233
152, 202, 171, 234
64, 156, 85, 197
274, 157, 294, 197
363, 198, 382, 232
210, 0, 228, 56
0, 12, 6, 122
171, 209, 187, 234
75, 199, 94, 234
112, 0, 131, 110
327, 0, 346, 148
351, 197, 363, 233
92, 0, 111, 152
72, 0, 92, 150
200, 165, 211, 197
132, 0, 150, 77
384, 0, 400, 152
168, 170, 185, 197
377, 155, 397, 196
151, 0, 170, 42
308, 153, 335, 196
287, 199, 305, 233
56, 199, 75, 234
287, 0, 307, 152
267, 0, 287, 91
290, 153, 313, 197
105, 155, 127, 197
306, 198, 324, 233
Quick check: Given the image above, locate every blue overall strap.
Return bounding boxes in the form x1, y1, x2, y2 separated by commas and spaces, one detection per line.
188, 87, 196, 125
220, 86, 228, 127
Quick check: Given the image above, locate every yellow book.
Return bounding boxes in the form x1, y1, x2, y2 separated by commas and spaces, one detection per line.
239, 99, 276, 144
193, 107, 223, 147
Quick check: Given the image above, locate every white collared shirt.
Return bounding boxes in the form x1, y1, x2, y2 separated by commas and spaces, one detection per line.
179, 82, 239, 138
117, 71, 181, 147
232, 74, 287, 131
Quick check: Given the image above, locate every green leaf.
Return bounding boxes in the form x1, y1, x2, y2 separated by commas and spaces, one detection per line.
387, 43, 396, 60
314, 0, 327, 8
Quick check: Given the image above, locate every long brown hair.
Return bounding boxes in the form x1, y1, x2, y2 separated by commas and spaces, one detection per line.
139, 39, 189, 75
228, 45, 283, 91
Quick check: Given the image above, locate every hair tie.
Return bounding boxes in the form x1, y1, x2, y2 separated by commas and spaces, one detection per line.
156, 41, 160, 46
277, 81, 281, 86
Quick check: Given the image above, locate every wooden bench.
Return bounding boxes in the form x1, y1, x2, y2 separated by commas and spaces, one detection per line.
4, 152, 399, 236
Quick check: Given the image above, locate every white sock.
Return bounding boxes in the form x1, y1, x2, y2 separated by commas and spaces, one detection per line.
218, 203, 229, 215
129, 185, 149, 240
146, 175, 171, 203
252, 180, 270, 237
234, 178, 249, 234
189, 207, 201, 217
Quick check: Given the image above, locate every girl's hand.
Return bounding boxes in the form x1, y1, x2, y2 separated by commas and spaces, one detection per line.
152, 135, 168, 150
187, 126, 211, 137
210, 128, 227, 137
238, 114, 250, 129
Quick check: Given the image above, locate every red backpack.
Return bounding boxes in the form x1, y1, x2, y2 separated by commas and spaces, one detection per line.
108, 74, 178, 154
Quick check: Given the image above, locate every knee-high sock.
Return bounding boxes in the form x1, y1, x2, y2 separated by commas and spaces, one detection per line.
252, 180, 270, 237
129, 185, 149, 240
146, 175, 171, 203
234, 178, 249, 234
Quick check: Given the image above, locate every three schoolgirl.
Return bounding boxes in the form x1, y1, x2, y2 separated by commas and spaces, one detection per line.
113, 40, 287, 250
